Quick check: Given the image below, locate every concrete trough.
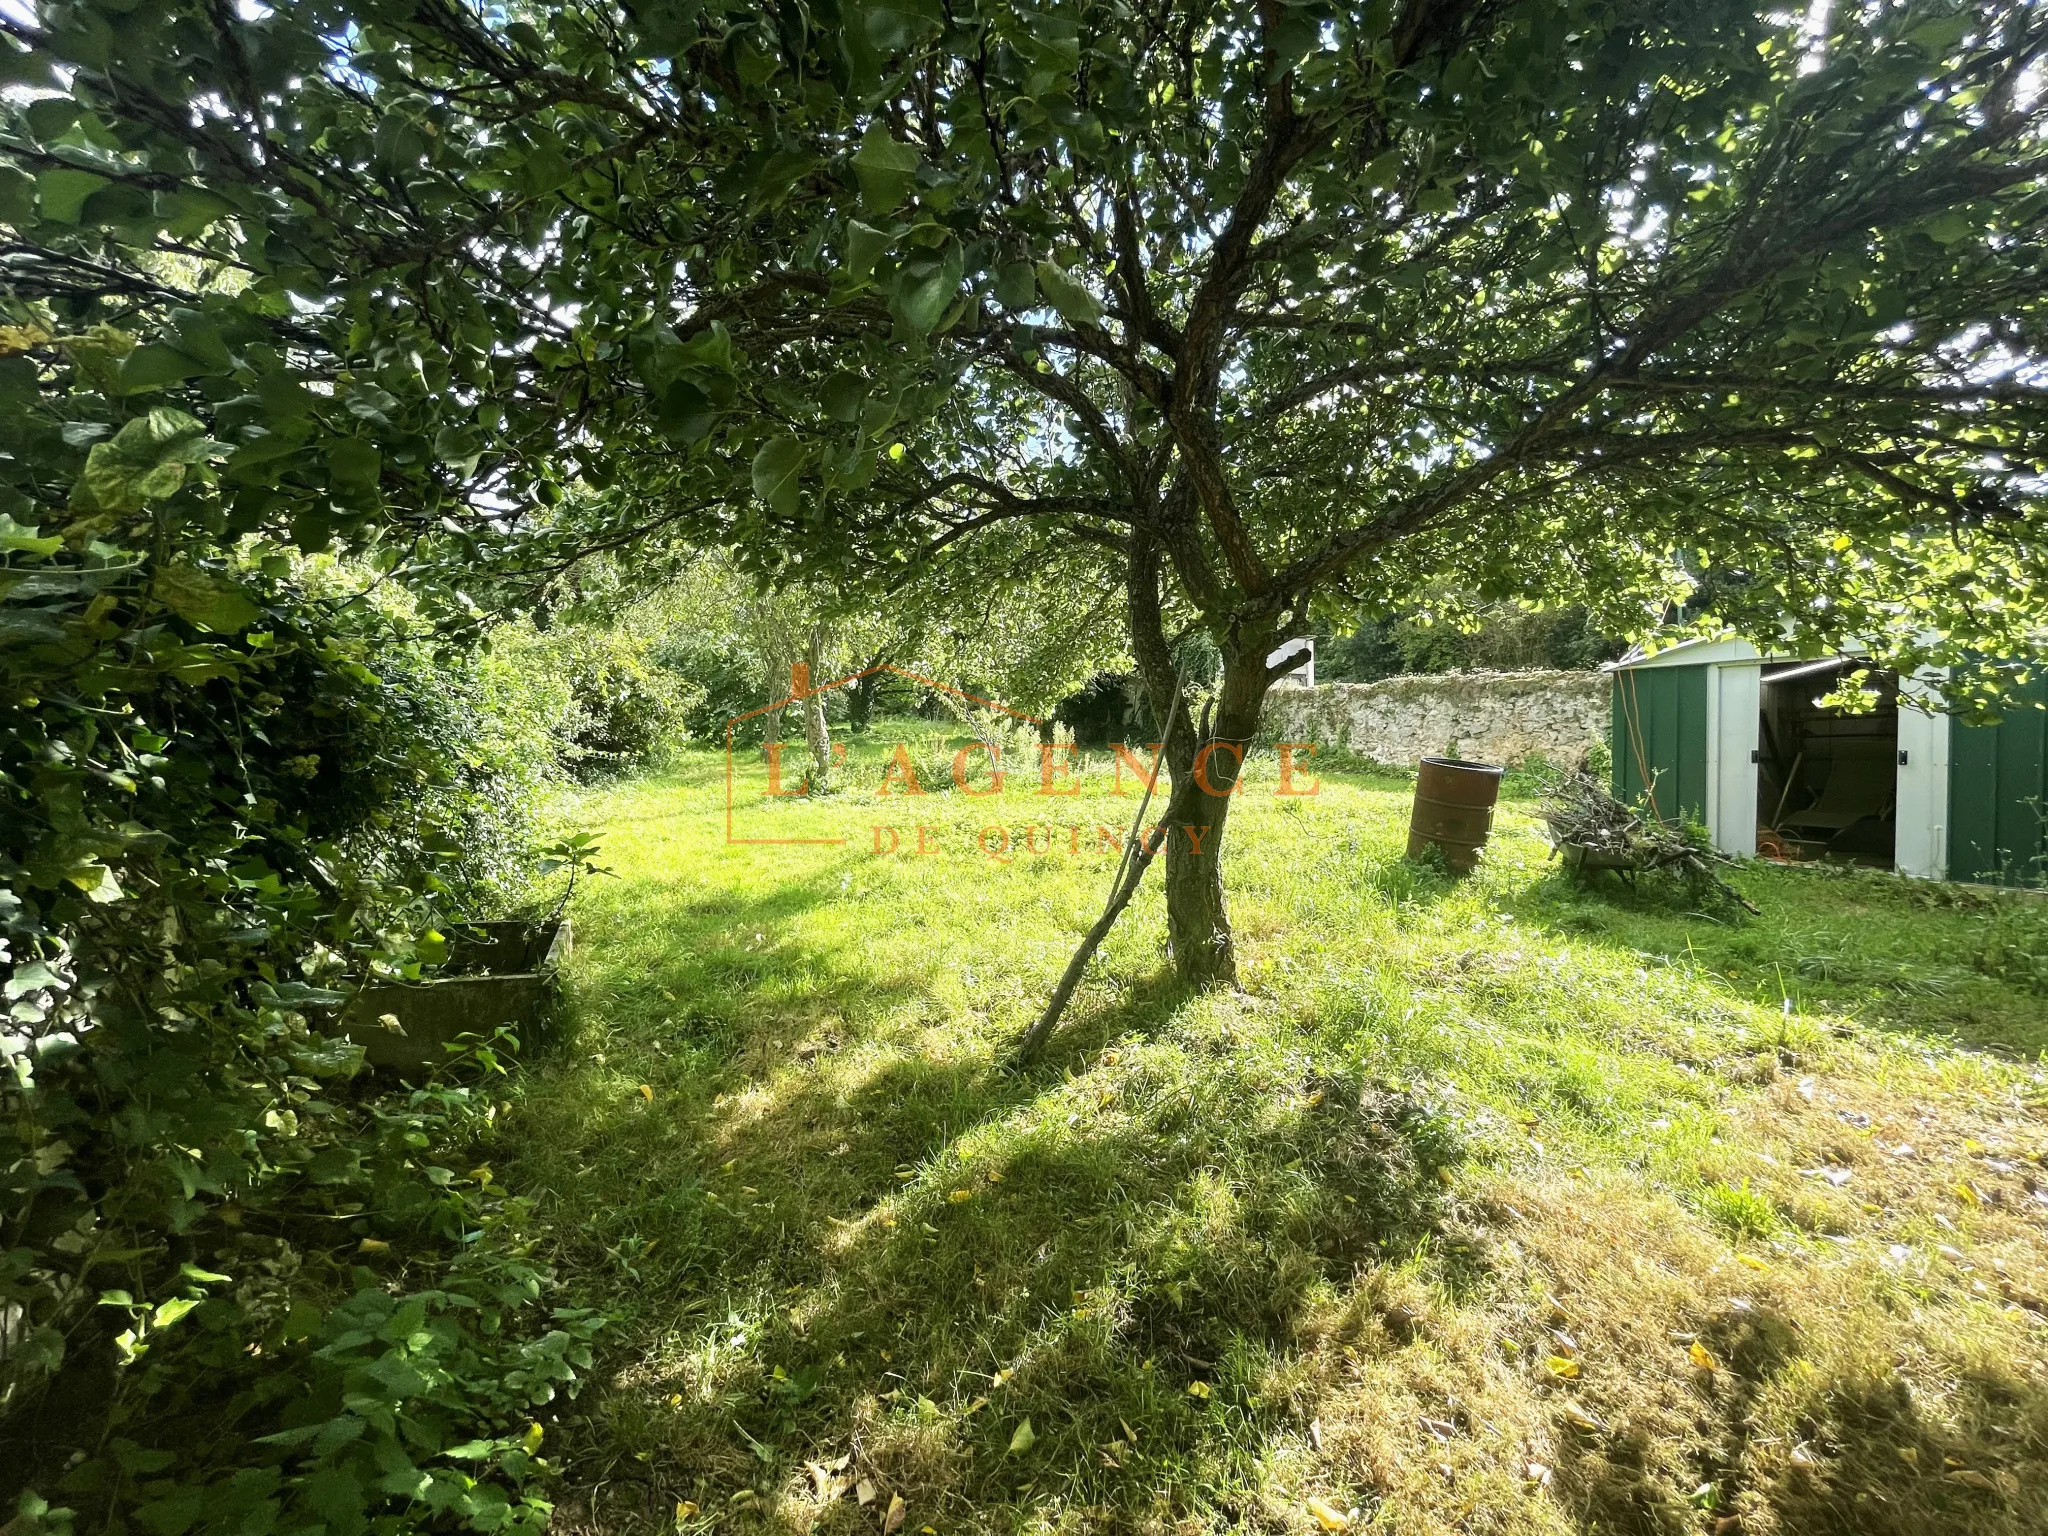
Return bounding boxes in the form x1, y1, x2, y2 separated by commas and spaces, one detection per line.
340, 918, 571, 1071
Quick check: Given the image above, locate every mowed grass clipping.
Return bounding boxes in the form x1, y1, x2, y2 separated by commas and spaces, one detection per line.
502, 729, 2048, 1536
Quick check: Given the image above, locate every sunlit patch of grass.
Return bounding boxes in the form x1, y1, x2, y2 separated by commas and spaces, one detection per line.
1698, 1177, 1784, 1240
507, 728, 2048, 1536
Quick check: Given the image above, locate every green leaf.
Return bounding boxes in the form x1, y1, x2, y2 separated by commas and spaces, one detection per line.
676, 321, 735, 374
328, 438, 382, 489
865, 5, 938, 52
822, 373, 867, 423
154, 562, 262, 633
158, 187, 233, 238
846, 219, 891, 281
893, 251, 960, 335
0, 515, 62, 557
289, 1037, 367, 1079
134, 1487, 205, 1536
1035, 262, 1103, 327
1008, 1417, 1036, 1454
751, 436, 805, 518
0, 165, 35, 224
36, 167, 106, 223
75, 408, 210, 513
657, 379, 717, 444
851, 123, 920, 213
151, 1296, 202, 1329
994, 261, 1036, 311
117, 343, 205, 394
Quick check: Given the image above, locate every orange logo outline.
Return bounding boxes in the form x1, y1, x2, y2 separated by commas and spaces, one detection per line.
724, 664, 1045, 846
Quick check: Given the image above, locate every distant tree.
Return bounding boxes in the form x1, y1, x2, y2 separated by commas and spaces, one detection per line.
1314, 598, 1625, 682
11, 1, 2046, 993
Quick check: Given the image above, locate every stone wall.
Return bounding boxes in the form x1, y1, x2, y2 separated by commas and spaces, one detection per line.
1262, 670, 1610, 769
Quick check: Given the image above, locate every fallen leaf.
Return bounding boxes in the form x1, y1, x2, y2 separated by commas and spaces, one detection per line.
1946, 1468, 1997, 1490
1562, 1402, 1604, 1433
949, 1189, 972, 1203
521, 1423, 544, 1454
1688, 1341, 1719, 1372
1305, 1496, 1350, 1531
964, 1396, 989, 1415
674, 1501, 698, 1522
1419, 1417, 1456, 1441
1896, 1447, 1919, 1469
1186, 1380, 1212, 1398
1009, 1418, 1036, 1454
1526, 1462, 1553, 1488
1789, 1443, 1817, 1469
855, 1479, 877, 1506
638, 1084, 654, 1101
1737, 1254, 1770, 1272
883, 1493, 906, 1534
1545, 1355, 1580, 1380
1307, 1418, 1322, 1450
356, 1237, 391, 1255
1121, 1418, 1139, 1443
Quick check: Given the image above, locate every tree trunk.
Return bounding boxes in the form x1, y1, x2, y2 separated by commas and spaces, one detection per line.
1157, 649, 1268, 986
1124, 533, 1274, 989
803, 624, 832, 784
849, 663, 881, 732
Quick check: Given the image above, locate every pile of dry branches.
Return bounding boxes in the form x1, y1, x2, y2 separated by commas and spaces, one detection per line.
1541, 770, 1759, 914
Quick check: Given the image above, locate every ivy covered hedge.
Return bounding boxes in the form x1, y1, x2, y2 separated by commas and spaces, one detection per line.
2, 416, 608, 1531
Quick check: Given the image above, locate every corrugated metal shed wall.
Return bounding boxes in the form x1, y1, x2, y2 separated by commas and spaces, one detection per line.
1611, 664, 1711, 825
1949, 677, 2048, 885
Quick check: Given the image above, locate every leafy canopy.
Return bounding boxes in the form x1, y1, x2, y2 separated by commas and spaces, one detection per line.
6, 2, 2042, 689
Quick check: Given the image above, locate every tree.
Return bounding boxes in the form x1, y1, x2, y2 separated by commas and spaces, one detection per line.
562, 0, 2048, 986
11, 1, 2046, 995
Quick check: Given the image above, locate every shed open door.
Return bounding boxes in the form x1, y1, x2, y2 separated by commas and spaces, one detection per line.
1709, 663, 1760, 859
1895, 670, 1950, 880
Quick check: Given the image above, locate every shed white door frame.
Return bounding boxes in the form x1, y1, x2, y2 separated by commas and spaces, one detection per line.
1895, 668, 1951, 880
1707, 663, 1761, 858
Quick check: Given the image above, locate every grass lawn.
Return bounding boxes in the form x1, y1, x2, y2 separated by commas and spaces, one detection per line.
505, 726, 2048, 1536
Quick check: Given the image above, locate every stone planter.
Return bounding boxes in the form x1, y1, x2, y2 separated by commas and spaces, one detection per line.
340, 919, 571, 1071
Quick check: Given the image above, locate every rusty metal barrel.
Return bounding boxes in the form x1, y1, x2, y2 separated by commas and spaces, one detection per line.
1406, 756, 1505, 872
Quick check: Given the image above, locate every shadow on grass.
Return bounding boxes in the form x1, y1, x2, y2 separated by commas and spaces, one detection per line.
1554, 1313, 2047, 1536
528, 1027, 1471, 1533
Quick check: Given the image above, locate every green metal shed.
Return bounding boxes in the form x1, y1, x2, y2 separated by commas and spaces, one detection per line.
1608, 639, 2048, 885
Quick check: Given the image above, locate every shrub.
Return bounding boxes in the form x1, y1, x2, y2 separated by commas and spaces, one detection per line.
486, 623, 693, 781
652, 632, 763, 744
2, 539, 597, 1529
